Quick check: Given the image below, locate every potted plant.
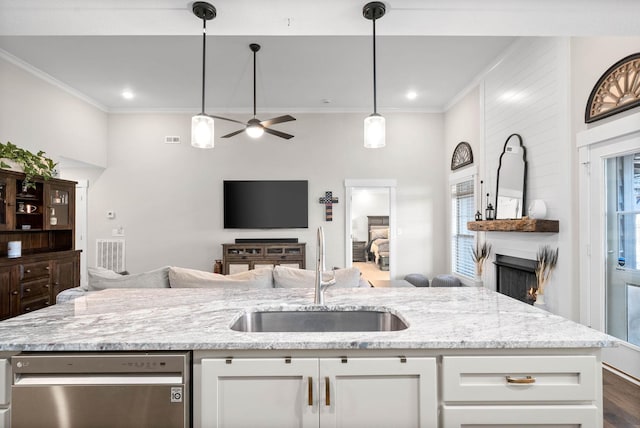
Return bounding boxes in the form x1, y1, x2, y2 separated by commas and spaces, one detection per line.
0, 141, 57, 190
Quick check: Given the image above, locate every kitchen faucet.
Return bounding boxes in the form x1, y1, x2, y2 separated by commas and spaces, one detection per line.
314, 226, 336, 305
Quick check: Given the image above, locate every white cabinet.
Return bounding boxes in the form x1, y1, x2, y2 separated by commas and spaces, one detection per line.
200, 356, 437, 428
441, 355, 601, 428
201, 357, 317, 427
0, 359, 9, 428
319, 357, 437, 428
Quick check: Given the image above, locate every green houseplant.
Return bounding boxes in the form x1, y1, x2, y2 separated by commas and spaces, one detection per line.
0, 141, 57, 190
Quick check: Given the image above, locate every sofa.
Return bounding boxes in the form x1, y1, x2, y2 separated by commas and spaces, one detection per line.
56, 265, 370, 304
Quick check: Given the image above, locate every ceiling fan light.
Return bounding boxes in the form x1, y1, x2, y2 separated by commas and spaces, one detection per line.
191, 114, 215, 148
246, 124, 264, 139
364, 113, 385, 148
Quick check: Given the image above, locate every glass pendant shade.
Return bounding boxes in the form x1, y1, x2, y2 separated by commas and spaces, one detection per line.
191, 114, 215, 148
364, 113, 386, 148
246, 124, 264, 138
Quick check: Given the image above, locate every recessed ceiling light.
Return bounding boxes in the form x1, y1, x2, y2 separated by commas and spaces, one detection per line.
122, 90, 134, 100
406, 91, 418, 100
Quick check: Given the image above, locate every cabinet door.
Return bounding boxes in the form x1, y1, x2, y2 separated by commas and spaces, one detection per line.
201, 357, 319, 428
0, 173, 15, 231
45, 182, 75, 229
319, 357, 437, 428
442, 404, 599, 427
0, 269, 12, 320
52, 255, 78, 301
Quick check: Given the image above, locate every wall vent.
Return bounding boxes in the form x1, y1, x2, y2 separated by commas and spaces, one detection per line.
96, 239, 126, 272
164, 136, 181, 144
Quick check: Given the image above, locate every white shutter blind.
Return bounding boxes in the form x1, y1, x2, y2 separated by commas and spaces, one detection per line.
451, 180, 475, 278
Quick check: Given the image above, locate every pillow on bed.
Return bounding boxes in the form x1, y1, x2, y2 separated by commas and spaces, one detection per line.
86, 266, 170, 291
370, 227, 389, 240
273, 266, 362, 288
169, 267, 274, 289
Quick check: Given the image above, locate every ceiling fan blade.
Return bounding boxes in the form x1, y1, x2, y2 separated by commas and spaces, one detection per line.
264, 127, 294, 140
221, 128, 246, 138
210, 115, 246, 125
260, 115, 296, 127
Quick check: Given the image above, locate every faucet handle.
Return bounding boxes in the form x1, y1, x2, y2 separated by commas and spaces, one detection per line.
322, 270, 337, 286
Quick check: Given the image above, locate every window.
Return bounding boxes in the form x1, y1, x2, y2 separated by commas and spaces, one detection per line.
451, 179, 475, 278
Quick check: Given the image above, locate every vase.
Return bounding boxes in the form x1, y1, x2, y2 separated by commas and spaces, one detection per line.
474, 275, 484, 287
534, 293, 547, 310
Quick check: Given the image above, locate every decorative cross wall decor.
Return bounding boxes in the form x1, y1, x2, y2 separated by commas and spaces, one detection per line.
319, 191, 339, 221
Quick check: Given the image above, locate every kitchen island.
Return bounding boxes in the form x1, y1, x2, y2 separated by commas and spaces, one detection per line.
0, 286, 616, 427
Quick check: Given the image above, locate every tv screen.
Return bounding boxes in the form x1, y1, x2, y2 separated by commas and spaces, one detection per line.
224, 180, 308, 229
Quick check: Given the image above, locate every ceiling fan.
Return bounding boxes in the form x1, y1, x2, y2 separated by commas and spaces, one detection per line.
214, 43, 296, 140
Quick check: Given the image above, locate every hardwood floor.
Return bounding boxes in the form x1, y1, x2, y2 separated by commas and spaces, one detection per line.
603, 367, 640, 427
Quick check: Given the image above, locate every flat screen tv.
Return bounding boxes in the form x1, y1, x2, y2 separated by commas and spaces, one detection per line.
224, 180, 308, 229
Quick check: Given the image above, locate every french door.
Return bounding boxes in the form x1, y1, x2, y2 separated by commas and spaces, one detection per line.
579, 120, 640, 380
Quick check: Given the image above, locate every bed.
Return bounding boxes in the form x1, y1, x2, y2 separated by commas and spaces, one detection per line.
365, 216, 389, 271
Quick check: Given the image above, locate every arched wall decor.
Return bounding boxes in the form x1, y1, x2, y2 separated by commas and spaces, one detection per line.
451, 141, 473, 170
585, 52, 640, 123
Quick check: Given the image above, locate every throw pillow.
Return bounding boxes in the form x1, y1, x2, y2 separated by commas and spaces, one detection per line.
169, 267, 274, 289
86, 266, 170, 291
273, 266, 362, 288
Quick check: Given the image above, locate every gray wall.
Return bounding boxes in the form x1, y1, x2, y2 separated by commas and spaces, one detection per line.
87, 112, 446, 278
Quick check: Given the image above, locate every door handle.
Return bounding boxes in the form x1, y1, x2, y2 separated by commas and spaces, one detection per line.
325, 377, 330, 406
308, 377, 313, 406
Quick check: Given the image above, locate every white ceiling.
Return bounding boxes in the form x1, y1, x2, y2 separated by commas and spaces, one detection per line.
1, 0, 639, 113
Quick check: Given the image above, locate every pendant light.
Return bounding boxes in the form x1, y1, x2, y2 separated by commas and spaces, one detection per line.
363, 2, 386, 149
191, 2, 217, 149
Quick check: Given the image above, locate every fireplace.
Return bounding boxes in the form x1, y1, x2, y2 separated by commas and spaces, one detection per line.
494, 254, 537, 304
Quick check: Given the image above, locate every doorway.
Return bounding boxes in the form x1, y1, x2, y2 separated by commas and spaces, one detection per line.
344, 179, 396, 282
578, 114, 640, 380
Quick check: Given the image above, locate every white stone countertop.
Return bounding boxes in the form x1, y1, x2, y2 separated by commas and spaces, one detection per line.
0, 287, 616, 352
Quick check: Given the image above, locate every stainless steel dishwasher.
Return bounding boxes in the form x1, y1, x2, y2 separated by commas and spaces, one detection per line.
11, 352, 190, 428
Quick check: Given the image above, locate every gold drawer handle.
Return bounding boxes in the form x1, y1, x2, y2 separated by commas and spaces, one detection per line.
506, 375, 536, 384
325, 377, 330, 406
308, 377, 313, 406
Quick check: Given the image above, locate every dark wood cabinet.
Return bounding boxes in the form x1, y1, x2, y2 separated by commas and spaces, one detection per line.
1, 250, 80, 318
0, 169, 79, 319
222, 243, 306, 275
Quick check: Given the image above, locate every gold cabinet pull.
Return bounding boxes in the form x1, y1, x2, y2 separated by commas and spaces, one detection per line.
325, 377, 330, 406
506, 375, 536, 384
308, 377, 313, 406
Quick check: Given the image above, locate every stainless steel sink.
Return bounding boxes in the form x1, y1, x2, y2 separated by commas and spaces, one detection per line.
230, 309, 408, 332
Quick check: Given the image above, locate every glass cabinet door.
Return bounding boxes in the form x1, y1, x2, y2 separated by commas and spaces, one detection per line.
47, 183, 74, 229
0, 174, 16, 230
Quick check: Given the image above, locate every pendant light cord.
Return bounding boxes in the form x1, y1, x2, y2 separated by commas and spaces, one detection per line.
201, 18, 207, 115
372, 16, 377, 115
253, 48, 257, 117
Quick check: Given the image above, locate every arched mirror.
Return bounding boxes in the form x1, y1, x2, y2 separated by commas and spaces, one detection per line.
495, 133, 527, 219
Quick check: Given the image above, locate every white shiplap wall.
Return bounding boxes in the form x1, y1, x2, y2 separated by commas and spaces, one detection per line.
481, 37, 574, 319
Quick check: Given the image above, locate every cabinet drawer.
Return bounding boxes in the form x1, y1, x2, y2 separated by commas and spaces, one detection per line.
21, 262, 51, 281
442, 355, 597, 403
21, 297, 50, 314
21, 278, 50, 299
442, 404, 598, 427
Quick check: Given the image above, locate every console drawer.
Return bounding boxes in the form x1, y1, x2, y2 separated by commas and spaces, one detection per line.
21, 278, 50, 300
442, 355, 597, 403
21, 297, 50, 314
21, 262, 51, 281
